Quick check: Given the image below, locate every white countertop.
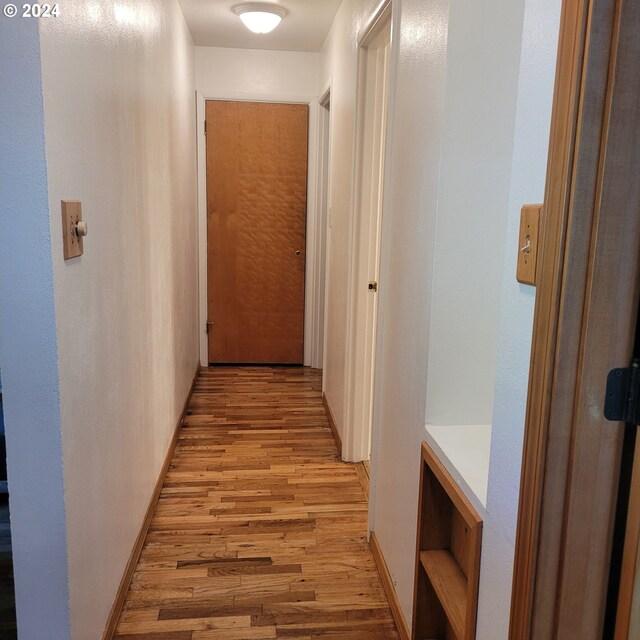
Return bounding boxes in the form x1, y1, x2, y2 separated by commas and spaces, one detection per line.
424, 423, 492, 512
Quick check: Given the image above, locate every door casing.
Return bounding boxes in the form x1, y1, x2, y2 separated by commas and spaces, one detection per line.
315, 85, 332, 374
196, 91, 324, 368
343, 0, 394, 463
204, 100, 308, 364
510, 0, 640, 636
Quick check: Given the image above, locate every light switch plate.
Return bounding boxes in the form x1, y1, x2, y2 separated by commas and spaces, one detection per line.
61, 200, 84, 260
516, 204, 542, 286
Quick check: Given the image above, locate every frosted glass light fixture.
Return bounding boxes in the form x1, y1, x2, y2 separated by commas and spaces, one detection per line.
232, 3, 287, 34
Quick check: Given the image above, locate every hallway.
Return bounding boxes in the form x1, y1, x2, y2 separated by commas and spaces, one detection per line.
114, 367, 399, 639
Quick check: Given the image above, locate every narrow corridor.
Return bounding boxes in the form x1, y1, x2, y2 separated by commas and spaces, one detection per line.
114, 367, 400, 639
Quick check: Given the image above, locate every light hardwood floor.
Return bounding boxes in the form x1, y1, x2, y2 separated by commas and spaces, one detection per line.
114, 366, 400, 639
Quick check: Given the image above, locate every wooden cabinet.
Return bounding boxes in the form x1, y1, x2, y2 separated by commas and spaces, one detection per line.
412, 442, 483, 640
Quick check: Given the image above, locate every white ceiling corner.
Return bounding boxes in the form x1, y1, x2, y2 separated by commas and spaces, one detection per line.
178, 0, 343, 52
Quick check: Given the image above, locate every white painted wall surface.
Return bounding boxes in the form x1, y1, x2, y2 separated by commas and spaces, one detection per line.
368, 0, 454, 619
424, 0, 526, 427
320, 0, 451, 616
477, 0, 561, 635
425, 425, 492, 510
0, 18, 71, 640
320, 0, 560, 632
38, 1, 199, 637
196, 46, 320, 99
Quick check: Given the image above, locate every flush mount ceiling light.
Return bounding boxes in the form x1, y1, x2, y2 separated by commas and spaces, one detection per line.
232, 3, 287, 34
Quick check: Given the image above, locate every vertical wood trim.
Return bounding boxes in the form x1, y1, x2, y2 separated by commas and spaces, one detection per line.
101, 365, 200, 640
510, 0, 640, 637
509, 3, 595, 634
370, 531, 411, 640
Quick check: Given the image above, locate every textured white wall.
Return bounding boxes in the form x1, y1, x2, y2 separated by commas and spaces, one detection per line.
368, 0, 453, 619
0, 17, 71, 640
38, 1, 199, 637
196, 46, 320, 99
320, 0, 451, 616
320, 0, 560, 632
424, 0, 526, 427
477, 0, 561, 635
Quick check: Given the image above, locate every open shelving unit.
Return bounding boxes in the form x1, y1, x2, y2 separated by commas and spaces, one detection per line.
412, 442, 483, 640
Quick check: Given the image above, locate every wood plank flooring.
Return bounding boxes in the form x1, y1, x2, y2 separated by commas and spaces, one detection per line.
114, 367, 400, 640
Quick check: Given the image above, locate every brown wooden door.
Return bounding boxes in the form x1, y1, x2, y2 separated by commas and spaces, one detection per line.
206, 101, 308, 364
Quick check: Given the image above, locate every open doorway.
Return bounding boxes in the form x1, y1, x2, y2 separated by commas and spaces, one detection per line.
344, 3, 392, 463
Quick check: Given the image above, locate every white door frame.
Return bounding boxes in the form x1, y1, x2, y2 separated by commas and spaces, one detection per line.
196, 91, 322, 367
316, 83, 332, 375
343, 0, 394, 462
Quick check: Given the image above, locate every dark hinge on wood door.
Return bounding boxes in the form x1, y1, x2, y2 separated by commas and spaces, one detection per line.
604, 360, 640, 424
204, 120, 207, 136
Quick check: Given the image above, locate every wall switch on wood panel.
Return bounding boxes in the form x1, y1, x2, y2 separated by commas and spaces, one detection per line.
516, 204, 542, 286
61, 200, 86, 260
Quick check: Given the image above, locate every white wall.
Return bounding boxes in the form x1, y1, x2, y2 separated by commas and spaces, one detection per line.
320, 0, 560, 633
2, 2, 198, 638
320, 0, 453, 612
424, 0, 526, 427
196, 46, 320, 99
477, 0, 561, 635
194, 46, 321, 367
0, 17, 72, 640
370, 0, 454, 616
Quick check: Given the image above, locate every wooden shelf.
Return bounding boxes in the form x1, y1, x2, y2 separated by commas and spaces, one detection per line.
412, 442, 483, 640
420, 551, 467, 640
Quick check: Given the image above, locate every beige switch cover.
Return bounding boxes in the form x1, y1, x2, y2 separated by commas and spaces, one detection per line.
516, 204, 542, 286
61, 200, 84, 260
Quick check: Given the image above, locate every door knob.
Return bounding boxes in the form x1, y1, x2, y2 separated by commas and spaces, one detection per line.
75, 221, 88, 237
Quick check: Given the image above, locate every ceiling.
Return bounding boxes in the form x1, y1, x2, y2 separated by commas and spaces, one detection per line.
178, 0, 343, 52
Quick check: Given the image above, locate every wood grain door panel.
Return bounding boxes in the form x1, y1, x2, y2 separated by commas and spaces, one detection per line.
206, 101, 308, 364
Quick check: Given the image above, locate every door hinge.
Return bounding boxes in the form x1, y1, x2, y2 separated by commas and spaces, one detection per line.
604, 360, 640, 424
206, 321, 214, 333
204, 120, 208, 136
368, 281, 378, 292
